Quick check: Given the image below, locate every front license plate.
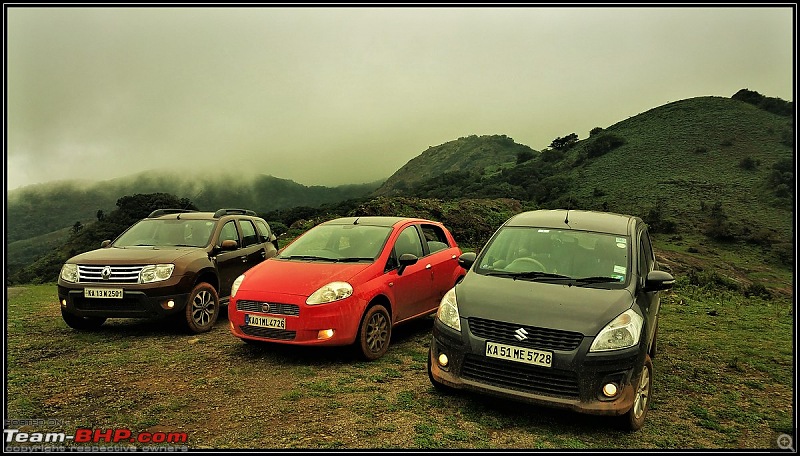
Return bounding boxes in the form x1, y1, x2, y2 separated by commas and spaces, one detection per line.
486, 341, 553, 367
245, 314, 286, 330
84, 288, 123, 299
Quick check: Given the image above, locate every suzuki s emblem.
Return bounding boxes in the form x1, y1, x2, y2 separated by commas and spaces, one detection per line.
514, 328, 529, 341
261, 303, 270, 313
101, 266, 112, 281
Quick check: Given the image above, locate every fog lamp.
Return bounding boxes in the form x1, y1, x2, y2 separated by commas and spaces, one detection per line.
317, 329, 335, 340
161, 300, 176, 310
437, 353, 449, 367
602, 383, 618, 398
61, 299, 67, 307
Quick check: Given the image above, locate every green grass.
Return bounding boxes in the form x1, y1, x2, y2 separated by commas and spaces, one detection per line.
5, 282, 794, 450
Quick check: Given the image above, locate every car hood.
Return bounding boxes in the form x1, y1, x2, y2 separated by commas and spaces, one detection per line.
239, 259, 373, 297
68, 246, 200, 264
455, 272, 635, 336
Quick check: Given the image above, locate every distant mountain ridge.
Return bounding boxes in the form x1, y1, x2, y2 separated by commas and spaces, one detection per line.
6, 173, 383, 244
6, 89, 794, 293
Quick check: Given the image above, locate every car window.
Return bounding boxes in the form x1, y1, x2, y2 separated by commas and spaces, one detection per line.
394, 226, 424, 258
640, 228, 655, 275
218, 221, 240, 247
254, 219, 272, 243
420, 224, 450, 254
279, 224, 392, 260
476, 227, 629, 285
240, 219, 258, 248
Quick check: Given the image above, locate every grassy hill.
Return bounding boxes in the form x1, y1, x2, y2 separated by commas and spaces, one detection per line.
374, 134, 534, 196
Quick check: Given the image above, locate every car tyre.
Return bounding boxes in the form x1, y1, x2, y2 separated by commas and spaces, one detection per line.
61, 308, 106, 330
184, 282, 219, 334
624, 354, 653, 431
355, 304, 391, 361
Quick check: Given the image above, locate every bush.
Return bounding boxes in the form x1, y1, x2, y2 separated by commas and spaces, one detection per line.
586, 133, 625, 158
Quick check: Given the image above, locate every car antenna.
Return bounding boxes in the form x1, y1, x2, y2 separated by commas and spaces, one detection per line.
564, 198, 571, 226
178, 190, 203, 219
353, 217, 360, 225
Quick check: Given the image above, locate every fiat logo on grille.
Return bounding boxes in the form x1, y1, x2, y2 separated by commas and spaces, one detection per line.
261, 303, 270, 313
514, 328, 529, 341
101, 266, 112, 281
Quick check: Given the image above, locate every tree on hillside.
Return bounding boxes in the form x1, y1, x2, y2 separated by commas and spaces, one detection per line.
550, 133, 579, 150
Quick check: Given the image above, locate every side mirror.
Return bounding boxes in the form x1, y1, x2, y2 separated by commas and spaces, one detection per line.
643, 270, 675, 292
397, 253, 418, 276
219, 239, 238, 251
458, 252, 477, 270
100, 240, 112, 248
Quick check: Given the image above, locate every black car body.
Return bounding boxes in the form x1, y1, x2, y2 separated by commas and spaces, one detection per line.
428, 209, 674, 430
58, 208, 279, 333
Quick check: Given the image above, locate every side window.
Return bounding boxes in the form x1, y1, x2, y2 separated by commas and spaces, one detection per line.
218, 221, 240, 247
639, 229, 655, 276
394, 226, 424, 258
420, 224, 450, 255
254, 219, 272, 243
240, 220, 258, 248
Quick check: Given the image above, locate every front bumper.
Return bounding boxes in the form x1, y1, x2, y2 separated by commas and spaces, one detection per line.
228, 292, 366, 346
57, 279, 192, 319
429, 318, 644, 416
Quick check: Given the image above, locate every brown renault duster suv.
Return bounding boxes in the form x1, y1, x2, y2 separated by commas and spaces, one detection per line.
57, 208, 279, 334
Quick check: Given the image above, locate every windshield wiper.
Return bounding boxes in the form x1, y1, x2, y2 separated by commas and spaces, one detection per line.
336, 257, 375, 263
572, 276, 623, 284
485, 271, 572, 281
281, 255, 339, 262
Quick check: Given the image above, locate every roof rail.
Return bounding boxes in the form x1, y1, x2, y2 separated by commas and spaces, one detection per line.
148, 209, 198, 218
213, 208, 257, 218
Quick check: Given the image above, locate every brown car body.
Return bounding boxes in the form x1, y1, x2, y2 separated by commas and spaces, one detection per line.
57, 208, 279, 333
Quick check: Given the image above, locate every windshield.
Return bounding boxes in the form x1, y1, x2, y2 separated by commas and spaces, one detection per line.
475, 227, 630, 286
114, 219, 216, 248
279, 224, 392, 262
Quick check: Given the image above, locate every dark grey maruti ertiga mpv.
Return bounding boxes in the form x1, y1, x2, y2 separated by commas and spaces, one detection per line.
427, 209, 675, 431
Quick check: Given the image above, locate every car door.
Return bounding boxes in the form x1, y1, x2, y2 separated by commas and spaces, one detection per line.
387, 224, 434, 323
419, 223, 461, 309
214, 219, 252, 300
238, 218, 271, 267
634, 226, 659, 349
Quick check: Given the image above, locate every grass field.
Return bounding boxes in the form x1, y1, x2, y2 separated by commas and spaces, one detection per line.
4, 281, 795, 450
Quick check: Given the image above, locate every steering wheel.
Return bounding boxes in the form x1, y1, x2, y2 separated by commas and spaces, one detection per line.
506, 257, 547, 273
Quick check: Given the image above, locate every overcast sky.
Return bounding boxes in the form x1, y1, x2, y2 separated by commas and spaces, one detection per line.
5, 6, 795, 191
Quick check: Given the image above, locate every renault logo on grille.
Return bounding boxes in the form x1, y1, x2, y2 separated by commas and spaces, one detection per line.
101, 266, 112, 281
261, 303, 270, 313
514, 328, 529, 341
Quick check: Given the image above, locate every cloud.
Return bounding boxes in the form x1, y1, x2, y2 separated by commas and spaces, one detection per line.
5, 6, 794, 191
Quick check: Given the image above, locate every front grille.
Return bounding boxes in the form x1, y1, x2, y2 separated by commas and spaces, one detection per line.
468, 317, 583, 351
240, 325, 296, 340
462, 354, 579, 398
236, 300, 300, 316
78, 265, 144, 283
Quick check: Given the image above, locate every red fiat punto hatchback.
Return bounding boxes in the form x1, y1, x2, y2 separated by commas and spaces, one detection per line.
228, 216, 465, 360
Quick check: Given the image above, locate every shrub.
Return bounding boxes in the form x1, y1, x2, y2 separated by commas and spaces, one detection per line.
586, 133, 625, 158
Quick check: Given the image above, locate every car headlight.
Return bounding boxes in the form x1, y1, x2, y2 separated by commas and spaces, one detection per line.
139, 264, 175, 284
60, 264, 78, 283
436, 287, 461, 332
306, 282, 353, 305
231, 274, 245, 298
590, 308, 643, 352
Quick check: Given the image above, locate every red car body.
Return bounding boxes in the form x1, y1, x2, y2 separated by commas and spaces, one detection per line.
228, 216, 465, 360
